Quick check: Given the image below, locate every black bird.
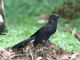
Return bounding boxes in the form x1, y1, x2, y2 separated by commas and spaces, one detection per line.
12, 14, 60, 49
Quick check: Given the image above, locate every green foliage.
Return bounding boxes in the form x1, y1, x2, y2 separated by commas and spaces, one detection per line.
56, 0, 80, 19
4, 0, 64, 20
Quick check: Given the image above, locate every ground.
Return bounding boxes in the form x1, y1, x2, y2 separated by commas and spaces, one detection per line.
0, 41, 80, 60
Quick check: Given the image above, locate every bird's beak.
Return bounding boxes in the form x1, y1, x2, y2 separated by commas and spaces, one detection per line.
55, 14, 60, 18
52, 13, 60, 18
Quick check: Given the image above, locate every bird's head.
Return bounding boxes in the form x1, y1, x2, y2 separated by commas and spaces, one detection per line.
49, 14, 60, 20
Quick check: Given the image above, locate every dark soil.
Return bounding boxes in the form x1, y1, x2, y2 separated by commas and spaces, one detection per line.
0, 41, 80, 60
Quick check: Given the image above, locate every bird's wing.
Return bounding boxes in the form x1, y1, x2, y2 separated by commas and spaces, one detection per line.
30, 24, 49, 37
30, 28, 42, 37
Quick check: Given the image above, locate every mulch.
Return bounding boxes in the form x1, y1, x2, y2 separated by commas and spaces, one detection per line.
0, 41, 80, 60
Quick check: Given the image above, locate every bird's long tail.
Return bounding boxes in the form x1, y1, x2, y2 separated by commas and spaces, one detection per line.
12, 37, 35, 49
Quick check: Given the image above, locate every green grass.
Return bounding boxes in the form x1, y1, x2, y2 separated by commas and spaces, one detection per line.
0, 0, 80, 52
51, 18, 80, 52
0, 17, 80, 52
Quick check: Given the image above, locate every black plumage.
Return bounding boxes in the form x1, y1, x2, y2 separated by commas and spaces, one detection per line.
12, 14, 59, 49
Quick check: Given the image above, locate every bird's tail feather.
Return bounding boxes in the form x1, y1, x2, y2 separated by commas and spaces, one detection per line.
12, 37, 35, 49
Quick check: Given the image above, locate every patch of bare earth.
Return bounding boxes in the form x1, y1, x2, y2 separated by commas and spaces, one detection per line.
0, 41, 80, 60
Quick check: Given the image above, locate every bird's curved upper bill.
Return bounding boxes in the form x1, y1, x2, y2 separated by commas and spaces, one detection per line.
53, 14, 60, 18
